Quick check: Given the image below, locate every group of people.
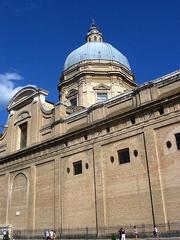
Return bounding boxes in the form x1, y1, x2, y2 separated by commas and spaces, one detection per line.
118, 226, 139, 240
44, 226, 158, 240
45, 229, 56, 240
118, 225, 159, 240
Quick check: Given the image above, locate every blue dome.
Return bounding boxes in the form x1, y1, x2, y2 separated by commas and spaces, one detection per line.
64, 42, 131, 70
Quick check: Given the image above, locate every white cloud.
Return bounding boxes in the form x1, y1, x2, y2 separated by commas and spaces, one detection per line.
0, 72, 24, 106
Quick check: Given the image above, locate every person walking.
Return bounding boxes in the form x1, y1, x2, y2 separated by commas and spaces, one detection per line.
45, 230, 50, 240
49, 230, 54, 240
153, 225, 159, 240
121, 228, 126, 240
133, 226, 139, 239
118, 227, 122, 240
53, 230, 56, 240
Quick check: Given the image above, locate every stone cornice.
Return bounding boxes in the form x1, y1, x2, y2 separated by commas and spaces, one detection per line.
59, 60, 135, 86
59, 70, 136, 88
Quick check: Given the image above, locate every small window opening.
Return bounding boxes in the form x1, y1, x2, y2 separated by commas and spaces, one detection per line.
133, 150, 138, 157
118, 148, 130, 164
166, 141, 172, 149
85, 163, 89, 169
19, 122, 27, 149
158, 107, 164, 115
94, 36, 97, 41
110, 156, 114, 163
175, 133, 180, 150
130, 118, 136, 124
89, 37, 91, 42
84, 135, 88, 140
73, 160, 82, 175
65, 141, 68, 147
106, 127, 110, 133
67, 168, 70, 174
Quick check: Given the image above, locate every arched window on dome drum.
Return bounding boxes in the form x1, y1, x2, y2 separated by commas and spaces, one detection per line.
94, 36, 97, 41
70, 97, 77, 107
66, 89, 78, 107
89, 37, 91, 42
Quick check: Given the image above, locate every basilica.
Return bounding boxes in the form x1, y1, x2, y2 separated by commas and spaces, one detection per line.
0, 22, 180, 237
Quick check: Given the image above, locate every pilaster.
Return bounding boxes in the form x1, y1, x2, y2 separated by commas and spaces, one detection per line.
27, 164, 36, 231
143, 126, 167, 225
54, 155, 61, 231
92, 143, 106, 236
5, 172, 11, 225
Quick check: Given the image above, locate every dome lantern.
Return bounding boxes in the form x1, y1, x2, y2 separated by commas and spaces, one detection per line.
86, 19, 103, 43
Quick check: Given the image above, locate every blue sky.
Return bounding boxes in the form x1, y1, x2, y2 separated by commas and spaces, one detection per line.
0, 0, 179, 128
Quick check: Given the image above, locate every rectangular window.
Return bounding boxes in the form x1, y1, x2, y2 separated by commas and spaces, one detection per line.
175, 133, 180, 150
70, 97, 77, 107
19, 122, 27, 149
97, 93, 108, 102
73, 160, 82, 175
118, 148, 130, 164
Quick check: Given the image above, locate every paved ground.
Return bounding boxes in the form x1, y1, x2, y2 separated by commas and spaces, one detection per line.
15, 238, 180, 240
59, 238, 180, 240
57, 236, 180, 239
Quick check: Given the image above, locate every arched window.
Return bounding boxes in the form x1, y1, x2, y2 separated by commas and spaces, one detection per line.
19, 122, 27, 149
70, 97, 77, 107
94, 36, 97, 41
66, 89, 78, 107
10, 173, 28, 229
